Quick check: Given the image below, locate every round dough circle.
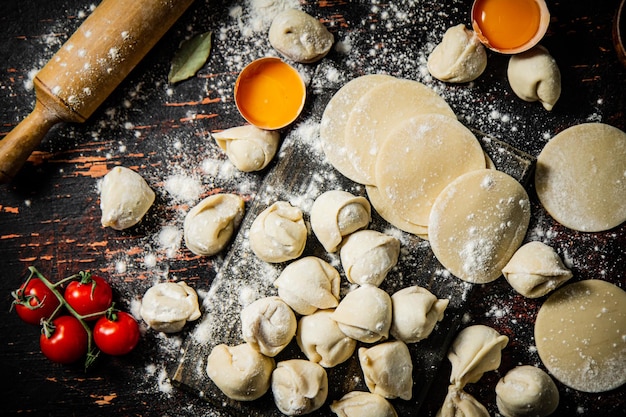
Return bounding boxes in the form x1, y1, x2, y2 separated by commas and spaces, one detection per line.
535, 123, 626, 232
534, 279, 626, 393
366, 185, 429, 239
429, 169, 531, 283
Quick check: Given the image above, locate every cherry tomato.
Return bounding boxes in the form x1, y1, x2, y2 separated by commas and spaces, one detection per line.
40, 315, 88, 364
64, 274, 113, 320
13, 278, 61, 325
93, 311, 140, 356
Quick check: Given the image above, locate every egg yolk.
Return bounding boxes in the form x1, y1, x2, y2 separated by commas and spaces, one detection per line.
472, 0, 542, 51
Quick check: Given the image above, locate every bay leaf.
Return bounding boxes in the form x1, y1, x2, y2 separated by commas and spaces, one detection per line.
168, 31, 213, 84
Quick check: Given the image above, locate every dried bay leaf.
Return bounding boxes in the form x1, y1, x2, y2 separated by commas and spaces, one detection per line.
168, 31, 213, 84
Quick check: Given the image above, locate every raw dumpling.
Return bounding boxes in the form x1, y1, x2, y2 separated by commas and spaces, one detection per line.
310, 190, 371, 252
274, 256, 341, 315
427, 24, 487, 83
340, 230, 400, 287
495, 365, 559, 417
502, 241, 573, 298
249, 201, 307, 263
240, 296, 297, 357
507, 45, 561, 111
268, 9, 334, 64
331, 284, 392, 343
183, 193, 245, 256
447, 324, 509, 388
212, 125, 280, 172
140, 281, 201, 333
390, 286, 449, 343
436, 385, 489, 417
330, 391, 398, 417
271, 359, 328, 415
358, 340, 413, 400
296, 309, 357, 368
99, 166, 155, 230
206, 342, 275, 401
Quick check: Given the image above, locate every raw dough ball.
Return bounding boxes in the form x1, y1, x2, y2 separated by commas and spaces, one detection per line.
249, 201, 307, 263
100, 166, 155, 230
296, 309, 357, 368
310, 190, 371, 252
427, 24, 487, 83
331, 284, 392, 343
274, 256, 341, 315
496, 365, 559, 417
212, 125, 280, 172
330, 391, 398, 417
271, 359, 328, 415
140, 281, 201, 333
535, 122, 626, 232
183, 193, 245, 256
206, 343, 275, 401
448, 324, 509, 388
268, 9, 334, 63
358, 340, 413, 400
429, 169, 531, 284
240, 296, 296, 357
502, 241, 573, 298
340, 229, 400, 287
507, 45, 561, 111
366, 185, 429, 239
390, 286, 449, 343
436, 385, 489, 417
534, 279, 626, 393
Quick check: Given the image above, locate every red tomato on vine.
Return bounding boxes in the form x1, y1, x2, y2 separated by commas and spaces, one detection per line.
64, 273, 113, 321
93, 311, 140, 356
12, 278, 61, 325
40, 315, 89, 364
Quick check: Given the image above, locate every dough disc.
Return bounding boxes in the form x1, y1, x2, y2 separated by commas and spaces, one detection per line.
535, 123, 626, 232
534, 279, 626, 393
365, 185, 429, 239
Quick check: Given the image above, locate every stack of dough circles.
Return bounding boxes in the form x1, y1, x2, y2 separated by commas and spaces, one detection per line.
535, 122, 626, 232
428, 169, 531, 283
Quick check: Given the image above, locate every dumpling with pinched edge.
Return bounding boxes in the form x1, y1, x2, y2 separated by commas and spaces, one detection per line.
495, 365, 559, 417
100, 166, 155, 230
427, 24, 487, 83
358, 340, 413, 400
507, 45, 561, 111
139, 281, 201, 333
296, 309, 357, 368
183, 193, 245, 256
437, 385, 490, 417
240, 296, 297, 357
274, 256, 341, 315
269, 9, 334, 64
390, 286, 449, 343
502, 241, 573, 298
271, 359, 328, 416
331, 284, 392, 343
249, 201, 307, 263
206, 343, 275, 401
340, 229, 400, 287
212, 125, 280, 172
310, 190, 371, 252
330, 391, 398, 417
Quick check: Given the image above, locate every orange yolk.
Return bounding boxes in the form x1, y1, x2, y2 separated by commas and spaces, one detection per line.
472, 0, 542, 51
235, 58, 305, 130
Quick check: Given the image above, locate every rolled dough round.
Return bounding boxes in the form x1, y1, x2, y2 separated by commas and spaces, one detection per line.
365, 185, 429, 239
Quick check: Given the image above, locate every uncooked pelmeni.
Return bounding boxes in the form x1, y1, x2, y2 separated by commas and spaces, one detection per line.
100, 166, 155, 230
535, 122, 626, 232
331, 284, 392, 343
358, 340, 413, 400
183, 193, 245, 256
502, 241, 573, 298
507, 45, 561, 111
206, 343, 275, 401
268, 9, 334, 63
249, 201, 307, 263
427, 24, 487, 83
274, 256, 341, 315
448, 324, 509, 388
212, 125, 280, 172
339, 229, 400, 287
495, 365, 559, 417
296, 309, 356, 368
429, 169, 531, 284
271, 359, 328, 416
330, 391, 398, 417
240, 296, 296, 357
390, 286, 449, 343
310, 190, 371, 252
436, 385, 489, 417
140, 281, 201, 333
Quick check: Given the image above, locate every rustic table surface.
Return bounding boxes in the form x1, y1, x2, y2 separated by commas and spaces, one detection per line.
1, 1, 624, 416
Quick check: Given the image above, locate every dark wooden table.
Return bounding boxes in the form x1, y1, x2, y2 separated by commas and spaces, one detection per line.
1, 1, 624, 416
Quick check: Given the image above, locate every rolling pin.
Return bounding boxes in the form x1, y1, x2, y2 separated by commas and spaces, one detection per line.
0, 0, 195, 183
